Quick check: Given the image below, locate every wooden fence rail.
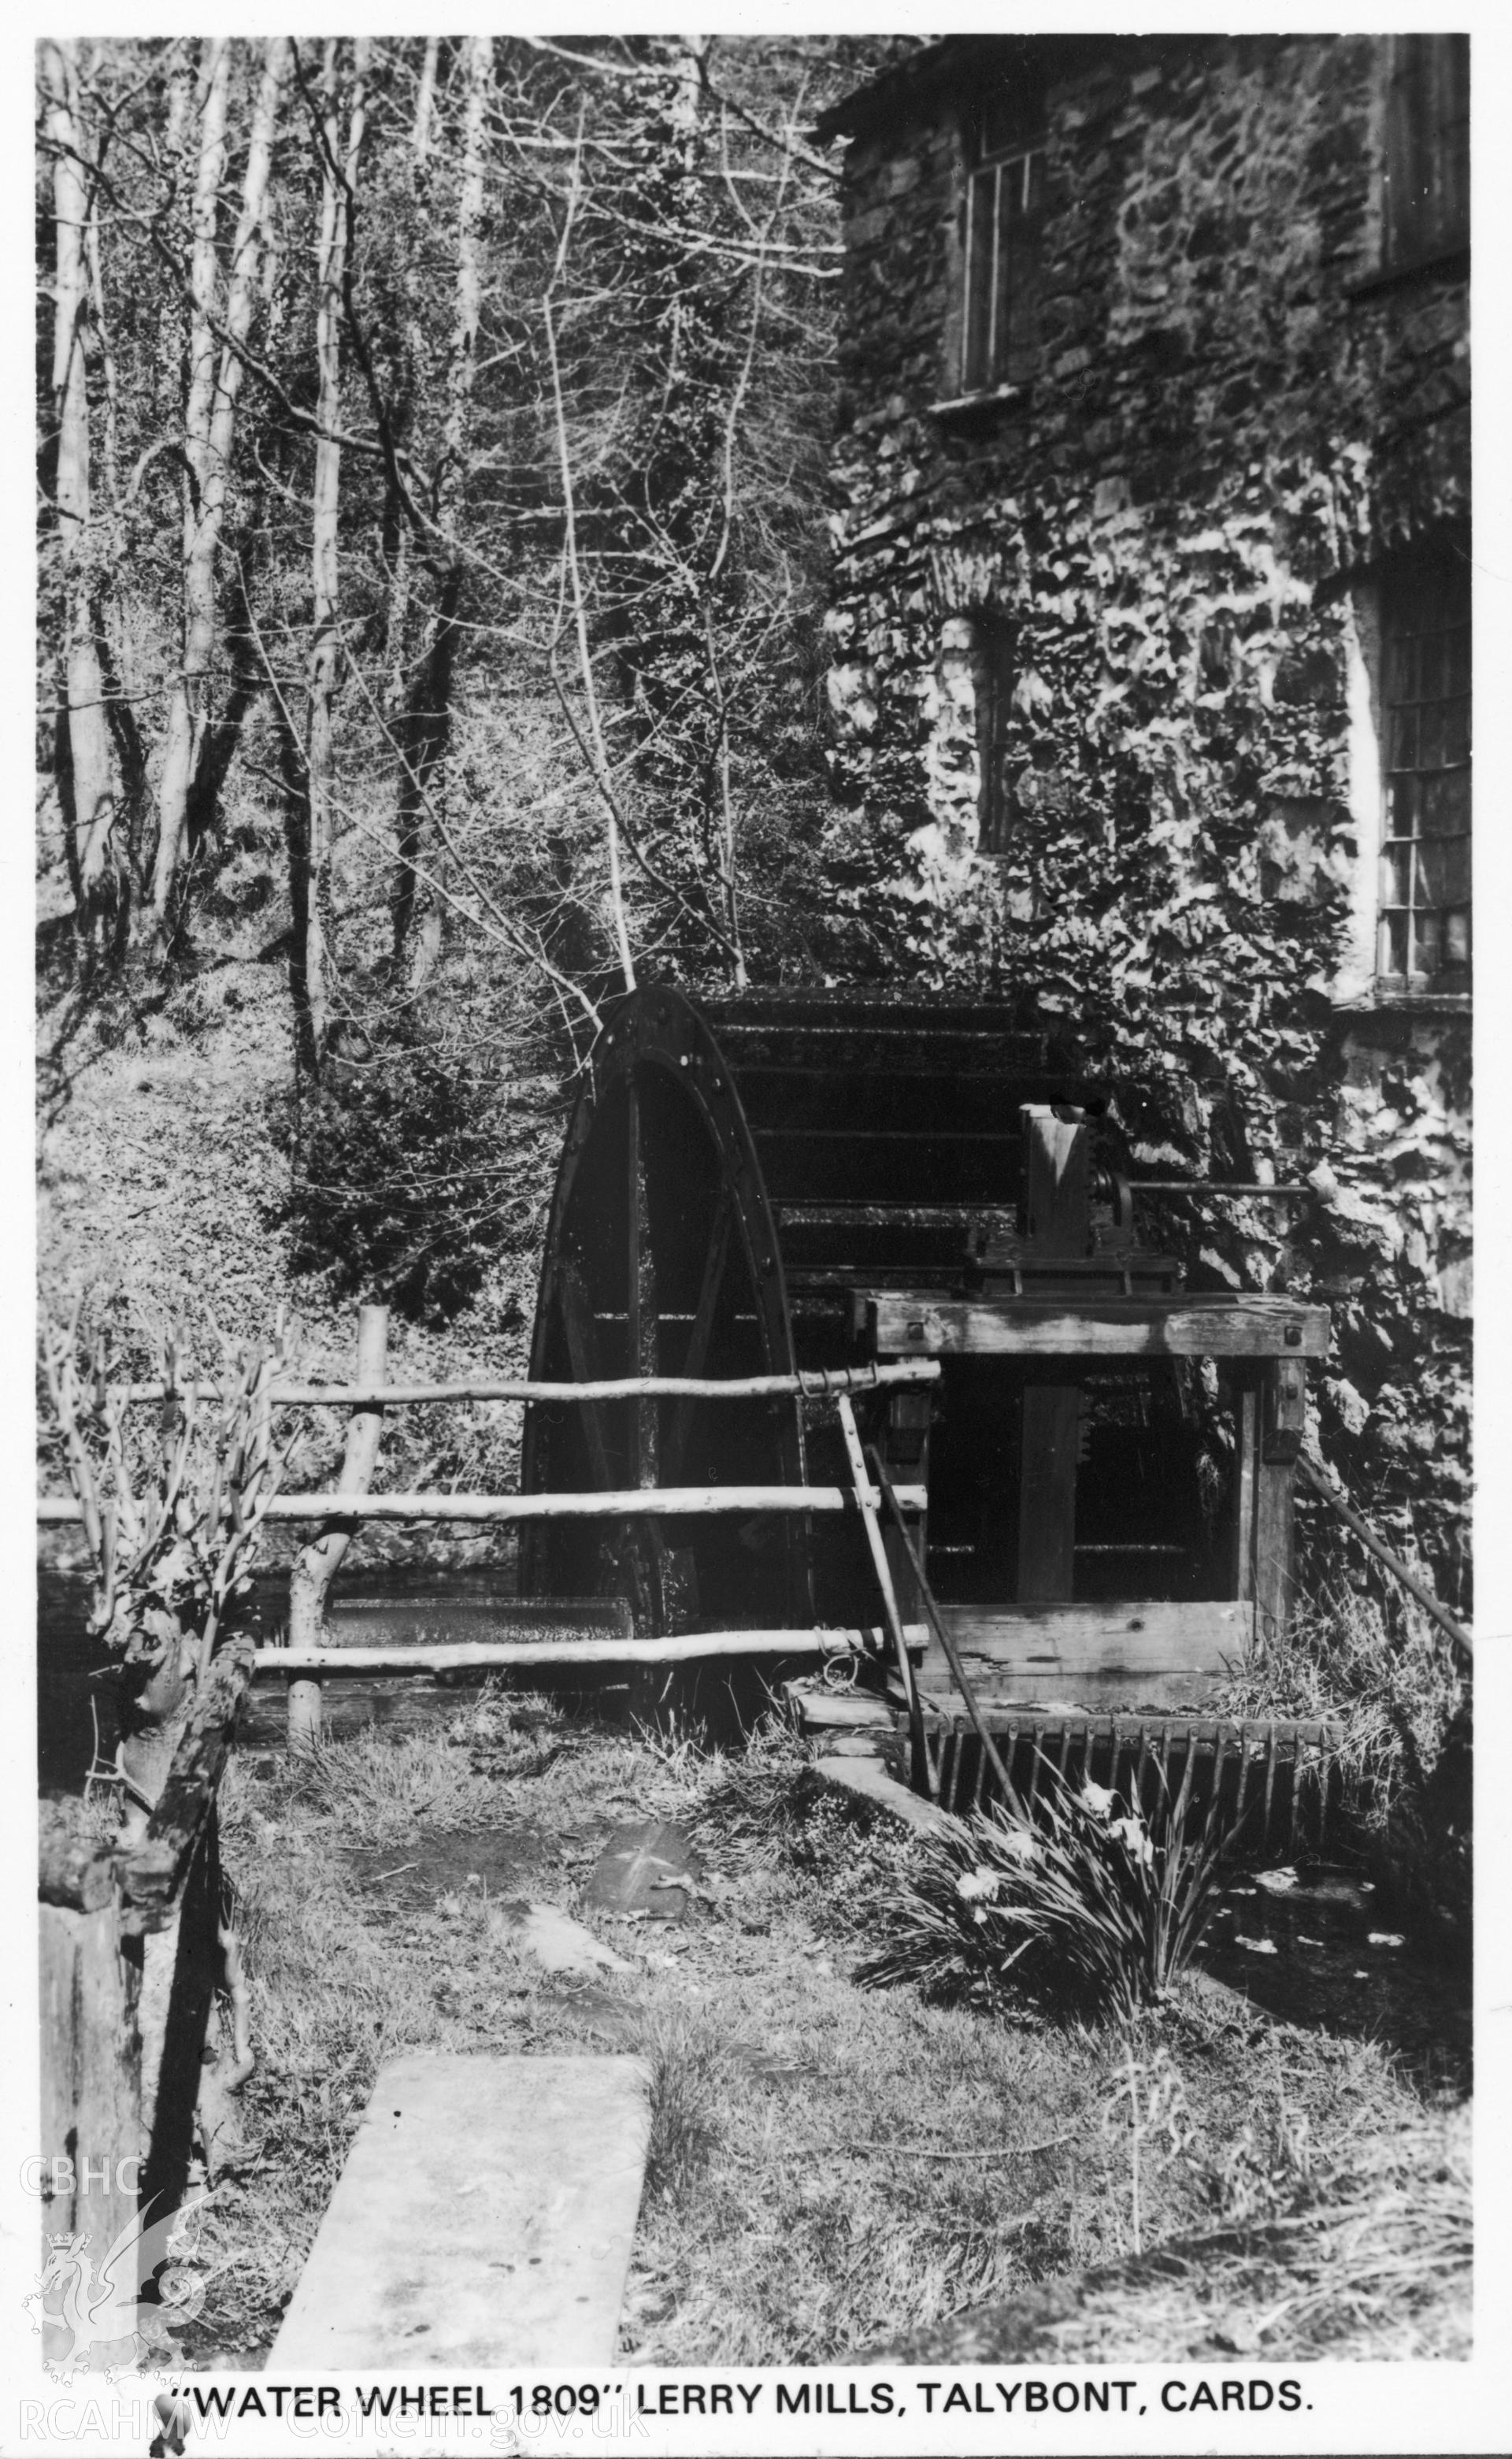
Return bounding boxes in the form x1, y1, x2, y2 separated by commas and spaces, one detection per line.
40, 1481, 929, 1527
105, 1362, 940, 1408
256, 1626, 922, 1677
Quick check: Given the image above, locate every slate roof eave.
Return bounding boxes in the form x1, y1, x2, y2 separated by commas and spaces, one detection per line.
813, 30, 1192, 148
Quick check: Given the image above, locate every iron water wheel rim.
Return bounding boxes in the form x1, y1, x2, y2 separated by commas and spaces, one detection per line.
520, 985, 810, 1633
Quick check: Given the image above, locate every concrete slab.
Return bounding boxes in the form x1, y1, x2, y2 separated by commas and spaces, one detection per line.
810, 1754, 963, 1837
272, 2053, 651, 2368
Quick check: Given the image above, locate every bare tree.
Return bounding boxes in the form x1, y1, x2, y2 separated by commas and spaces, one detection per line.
392, 34, 491, 981
41, 41, 119, 927
150, 37, 288, 950
300, 38, 370, 1065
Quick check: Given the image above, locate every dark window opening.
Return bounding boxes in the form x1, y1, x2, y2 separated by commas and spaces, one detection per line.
971, 614, 1020, 855
961, 87, 1046, 394
1378, 547, 1471, 989
1384, 34, 1469, 269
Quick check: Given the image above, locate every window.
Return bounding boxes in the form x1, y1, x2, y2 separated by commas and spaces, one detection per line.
1384, 35, 1469, 269
1377, 551, 1470, 989
971, 614, 1019, 853
960, 89, 1046, 395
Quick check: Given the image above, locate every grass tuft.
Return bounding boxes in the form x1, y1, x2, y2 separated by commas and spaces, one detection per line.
1214, 1578, 1470, 1953
635, 2007, 731, 2201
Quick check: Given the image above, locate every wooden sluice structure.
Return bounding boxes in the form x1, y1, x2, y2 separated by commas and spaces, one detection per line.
515, 986, 1340, 1823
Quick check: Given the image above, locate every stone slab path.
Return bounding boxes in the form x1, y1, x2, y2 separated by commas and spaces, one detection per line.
272, 2052, 651, 2367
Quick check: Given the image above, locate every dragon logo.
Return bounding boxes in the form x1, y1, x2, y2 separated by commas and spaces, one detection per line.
24, 2195, 221, 2379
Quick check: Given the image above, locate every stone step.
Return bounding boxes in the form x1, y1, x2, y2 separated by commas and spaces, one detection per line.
810, 1753, 962, 1837
272, 2053, 650, 2368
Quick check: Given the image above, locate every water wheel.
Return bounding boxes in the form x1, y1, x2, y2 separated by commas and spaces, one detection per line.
520, 986, 810, 1634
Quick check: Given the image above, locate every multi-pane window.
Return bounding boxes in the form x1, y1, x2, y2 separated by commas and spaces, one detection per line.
1377, 553, 1470, 988
972, 614, 1019, 854
1384, 34, 1469, 269
961, 91, 1046, 395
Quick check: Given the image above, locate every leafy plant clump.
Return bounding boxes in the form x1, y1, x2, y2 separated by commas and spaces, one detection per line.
280, 1027, 524, 1325
862, 1767, 1228, 2021
39, 1307, 292, 1710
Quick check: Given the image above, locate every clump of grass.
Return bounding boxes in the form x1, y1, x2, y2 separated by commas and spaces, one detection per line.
1219, 1581, 1463, 1824
862, 1766, 1226, 2020
262, 1715, 558, 1845
634, 2008, 731, 2201
874, 2097, 1469, 2365
1214, 1578, 1469, 1953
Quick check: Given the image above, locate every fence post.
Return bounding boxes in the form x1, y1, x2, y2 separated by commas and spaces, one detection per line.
38, 1850, 141, 2294
287, 1304, 389, 1746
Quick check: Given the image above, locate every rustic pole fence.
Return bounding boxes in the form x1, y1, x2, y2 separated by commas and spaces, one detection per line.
286, 1304, 389, 1745
39, 1323, 938, 1752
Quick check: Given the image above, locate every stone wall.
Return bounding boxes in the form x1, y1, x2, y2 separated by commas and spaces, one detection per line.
821, 35, 1471, 1604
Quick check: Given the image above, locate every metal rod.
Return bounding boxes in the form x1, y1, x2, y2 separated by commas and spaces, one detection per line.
1128, 1182, 1313, 1196
100, 1362, 942, 1409
836, 1396, 934, 1801
1234, 1720, 1254, 1845
865, 1447, 1025, 1816
1262, 1723, 1280, 1845
1206, 1725, 1230, 1845
1295, 1452, 1472, 1661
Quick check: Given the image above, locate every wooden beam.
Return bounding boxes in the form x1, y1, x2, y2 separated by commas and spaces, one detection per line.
39, 1894, 141, 2268
44, 1482, 930, 1527
1017, 1382, 1080, 1600
935, 1600, 1251, 1658
1230, 1374, 1260, 1602
869, 1294, 1329, 1359
921, 1600, 1254, 1709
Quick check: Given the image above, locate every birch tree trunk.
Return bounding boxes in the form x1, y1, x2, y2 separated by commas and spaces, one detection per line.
393, 34, 491, 981
413, 35, 439, 164
41, 40, 119, 918
150, 36, 287, 951
303, 38, 369, 1067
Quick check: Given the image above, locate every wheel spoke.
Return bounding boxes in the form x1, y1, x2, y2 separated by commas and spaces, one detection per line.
625, 1074, 660, 1488
663, 1189, 732, 1487
557, 1262, 614, 1489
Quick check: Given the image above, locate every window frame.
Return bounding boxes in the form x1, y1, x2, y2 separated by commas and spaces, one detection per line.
1382, 32, 1469, 275
1374, 547, 1471, 997
956, 87, 1047, 400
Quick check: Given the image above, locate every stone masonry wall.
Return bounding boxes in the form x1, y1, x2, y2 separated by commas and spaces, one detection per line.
821, 35, 1471, 1604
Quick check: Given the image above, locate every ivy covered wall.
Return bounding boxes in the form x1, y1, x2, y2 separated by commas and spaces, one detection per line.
819, 35, 1471, 1605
